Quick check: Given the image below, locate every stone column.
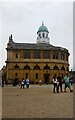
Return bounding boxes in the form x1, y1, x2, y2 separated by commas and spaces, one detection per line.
50, 51, 53, 59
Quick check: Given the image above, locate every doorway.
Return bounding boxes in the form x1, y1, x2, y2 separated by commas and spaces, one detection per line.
44, 73, 50, 84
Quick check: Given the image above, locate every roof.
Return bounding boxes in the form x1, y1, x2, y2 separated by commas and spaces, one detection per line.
6, 42, 69, 54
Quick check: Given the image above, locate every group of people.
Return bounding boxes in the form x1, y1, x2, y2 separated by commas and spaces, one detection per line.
53, 73, 73, 93
20, 77, 30, 89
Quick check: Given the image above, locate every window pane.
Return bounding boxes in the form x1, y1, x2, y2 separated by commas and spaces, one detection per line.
34, 51, 41, 59
53, 53, 58, 59
61, 53, 65, 60
24, 52, 30, 59
36, 73, 38, 79
44, 51, 50, 59
24, 65, 30, 70
34, 65, 40, 70
66, 55, 68, 61
43, 33, 45, 38
53, 54, 55, 59
56, 53, 58, 59
46, 34, 48, 38
39, 33, 41, 38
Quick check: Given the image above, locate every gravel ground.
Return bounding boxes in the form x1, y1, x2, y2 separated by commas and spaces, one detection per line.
2, 84, 73, 119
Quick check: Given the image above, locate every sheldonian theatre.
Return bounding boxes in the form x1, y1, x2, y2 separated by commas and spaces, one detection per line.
6, 23, 70, 84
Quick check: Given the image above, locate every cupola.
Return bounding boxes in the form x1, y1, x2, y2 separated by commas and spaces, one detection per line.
37, 22, 50, 44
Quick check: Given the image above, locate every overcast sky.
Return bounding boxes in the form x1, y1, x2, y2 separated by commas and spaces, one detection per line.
0, 0, 74, 70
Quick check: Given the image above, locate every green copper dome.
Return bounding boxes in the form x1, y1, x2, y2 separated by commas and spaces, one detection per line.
37, 22, 49, 33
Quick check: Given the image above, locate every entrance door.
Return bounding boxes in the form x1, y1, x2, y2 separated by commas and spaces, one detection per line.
13, 77, 18, 86
44, 73, 50, 84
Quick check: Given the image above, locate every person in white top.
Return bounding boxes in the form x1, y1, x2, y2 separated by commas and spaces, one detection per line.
53, 74, 58, 93
20, 78, 25, 89
39, 79, 42, 86
26, 78, 30, 88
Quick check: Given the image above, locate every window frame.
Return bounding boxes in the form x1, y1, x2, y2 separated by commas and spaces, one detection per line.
34, 51, 41, 59
44, 51, 50, 59
24, 51, 30, 59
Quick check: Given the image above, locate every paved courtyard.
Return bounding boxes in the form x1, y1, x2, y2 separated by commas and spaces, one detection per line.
2, 84, 73, 119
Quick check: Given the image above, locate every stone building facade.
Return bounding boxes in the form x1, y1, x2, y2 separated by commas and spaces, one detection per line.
6, 23, 69, 84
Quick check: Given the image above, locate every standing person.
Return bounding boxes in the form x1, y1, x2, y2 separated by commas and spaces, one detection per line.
57, 79, 59, 93
57, 73, 63, 92
69, 74, 73, 86
26, 78, 30, 88
20, 78, 25, 89
2, 80, 4, 87
53, 74, 58, 93
69, 77, 73, 86
39, 79, 42, 86
64, 73, 73, 92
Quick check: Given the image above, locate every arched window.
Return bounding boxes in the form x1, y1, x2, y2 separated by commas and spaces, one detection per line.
43, 33, 45, 38
34, 65, 40, 70
39, 33, 41, 38
24, 65, 30, 70
46, 34, 48, 38
61, 66, 65, 70
44, 65, 50, 70
53, 66, 59, 70
14, 64, 19, 69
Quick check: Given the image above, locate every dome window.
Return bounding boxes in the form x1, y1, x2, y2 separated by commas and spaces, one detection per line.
39, 33, 41, 38
43, 33, 45, 38
46, 34, 48, 38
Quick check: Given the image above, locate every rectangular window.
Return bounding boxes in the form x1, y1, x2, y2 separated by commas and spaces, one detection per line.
36, 73, 38, 79
44, 51, 50, 59
24, 52, 30, 59
15, 53, 18, 58
61, 53, 65, 60
34, 51, 41, 59
66, 55, 68, 61
53, 53, 58, 59
53, 54, 55, 59
56, 53, 58, 59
